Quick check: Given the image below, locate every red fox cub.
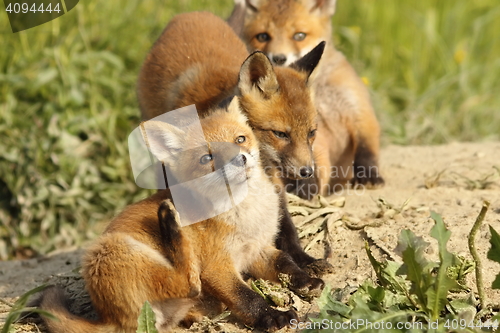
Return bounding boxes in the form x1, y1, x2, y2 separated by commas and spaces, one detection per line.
229, 0, 385, 196
137, 12, 333, 274
36, 100, 323, 333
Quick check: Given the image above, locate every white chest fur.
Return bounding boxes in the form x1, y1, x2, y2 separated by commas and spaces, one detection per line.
221, 172, 280, 272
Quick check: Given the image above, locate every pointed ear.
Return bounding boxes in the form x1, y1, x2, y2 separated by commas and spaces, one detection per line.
228, 0, 251, 35
140, 121, 186, 162
227, 96, 241, 114
244, 0, 258, 12
238, 51, 280, 98
289, 41, 326, 81
232, 0, 258, 12
227, 96, 249, 123
309, 0, 336, 16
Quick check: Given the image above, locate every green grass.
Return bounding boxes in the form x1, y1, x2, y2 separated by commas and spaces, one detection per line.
334, 0, 500, 144
0, 0, 499, 258
0, 0, 233, 259
306, 210, 496, 332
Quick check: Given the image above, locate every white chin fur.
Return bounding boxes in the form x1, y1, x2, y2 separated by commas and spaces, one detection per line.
267, 52, 298, 67
224, 151, 259, 182
268, 41, 323, 67
283, 55, 298, 66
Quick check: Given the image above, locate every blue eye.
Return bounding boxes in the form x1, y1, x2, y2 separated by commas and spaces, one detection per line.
200, 154, 213, 164
293, 32, 307, 41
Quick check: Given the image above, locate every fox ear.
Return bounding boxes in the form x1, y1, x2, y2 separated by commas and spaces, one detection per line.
140, 121, 185, 162
239, 51, 280, 98
289, 41, 326, 81
309, 0, 336, 16
227, 96, 249, 123
232, 0, 258, 12
227, 96, 241, 114
243, 0, 258, 12
228, 0, 253, 35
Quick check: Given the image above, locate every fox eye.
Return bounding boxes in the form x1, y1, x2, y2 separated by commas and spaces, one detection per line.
308, 129, 316, 138
199, 154, 213, 165
293, 32, 307, 41
256, 33, 271, 43
273, 130, 288, 139
235, 136, 246, 144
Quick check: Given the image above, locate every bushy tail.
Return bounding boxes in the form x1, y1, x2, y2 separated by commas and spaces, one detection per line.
35, 286, 117, 333
35, 286, 197, 333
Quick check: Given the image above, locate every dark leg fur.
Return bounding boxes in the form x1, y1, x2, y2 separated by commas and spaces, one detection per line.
158, 199, 184, 267
275, 193, 315, 266
351, 139, 384, 188
283, 177, 318, 200
202, 265, 297, 331
275, 193, 333, 276
273, 251, 324, 298
235, 284, 298, 331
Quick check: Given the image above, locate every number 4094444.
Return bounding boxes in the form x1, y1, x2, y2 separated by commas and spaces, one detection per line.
5, 2, 61, 14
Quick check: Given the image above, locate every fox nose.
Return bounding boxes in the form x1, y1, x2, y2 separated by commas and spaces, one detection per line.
272, 54, 287, 65
299, 166, 314, 178
232, 154, 247, 167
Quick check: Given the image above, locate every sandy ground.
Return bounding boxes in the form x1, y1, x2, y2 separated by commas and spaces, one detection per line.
1, 142, 500, 332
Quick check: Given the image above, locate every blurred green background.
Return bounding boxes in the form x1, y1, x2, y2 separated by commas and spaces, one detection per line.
0, 0, 499, 259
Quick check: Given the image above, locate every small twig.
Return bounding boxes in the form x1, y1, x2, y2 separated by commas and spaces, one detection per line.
344, 219, 384, 230
424, 169, 447, 189
468, 201, 490, 310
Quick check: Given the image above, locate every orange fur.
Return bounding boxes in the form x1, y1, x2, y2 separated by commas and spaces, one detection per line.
37, 104, 322, 333
137, 11, 322, 182
230, 0, 384, 196
138, 13, 247, 118
137, 11, 331, 270
138, 12, 329, 274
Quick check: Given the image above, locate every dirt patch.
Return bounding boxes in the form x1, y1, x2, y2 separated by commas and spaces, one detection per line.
1, 142, 500, 332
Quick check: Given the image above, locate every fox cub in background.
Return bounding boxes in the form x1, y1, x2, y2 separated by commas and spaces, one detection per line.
138, 12, 333, 274
229, 0, 384, 197
36, 100, 323, 333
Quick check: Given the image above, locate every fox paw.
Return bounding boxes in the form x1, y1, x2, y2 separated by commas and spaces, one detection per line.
304, 258, 334, 278
254, 308, 298, 331
158, 199, 181, 227
179, 310, 204, 328
290, 274, 325, 299
289, 251, 316, 269
351, 173, 385, 189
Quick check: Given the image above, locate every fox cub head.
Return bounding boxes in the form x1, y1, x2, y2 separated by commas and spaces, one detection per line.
142, 98, 261, 197
238, 0, 336, 66
238, 41, 325, 180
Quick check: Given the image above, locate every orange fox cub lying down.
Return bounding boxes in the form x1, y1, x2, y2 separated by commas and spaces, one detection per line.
36, 101, 323, 333
137, 11, 332, 273
229, 0, 384, 197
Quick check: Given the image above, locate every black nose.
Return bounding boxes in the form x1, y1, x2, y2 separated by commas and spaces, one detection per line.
299, 166, 313, 178
232, 154, 247, 167
272, 54, 287, 65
